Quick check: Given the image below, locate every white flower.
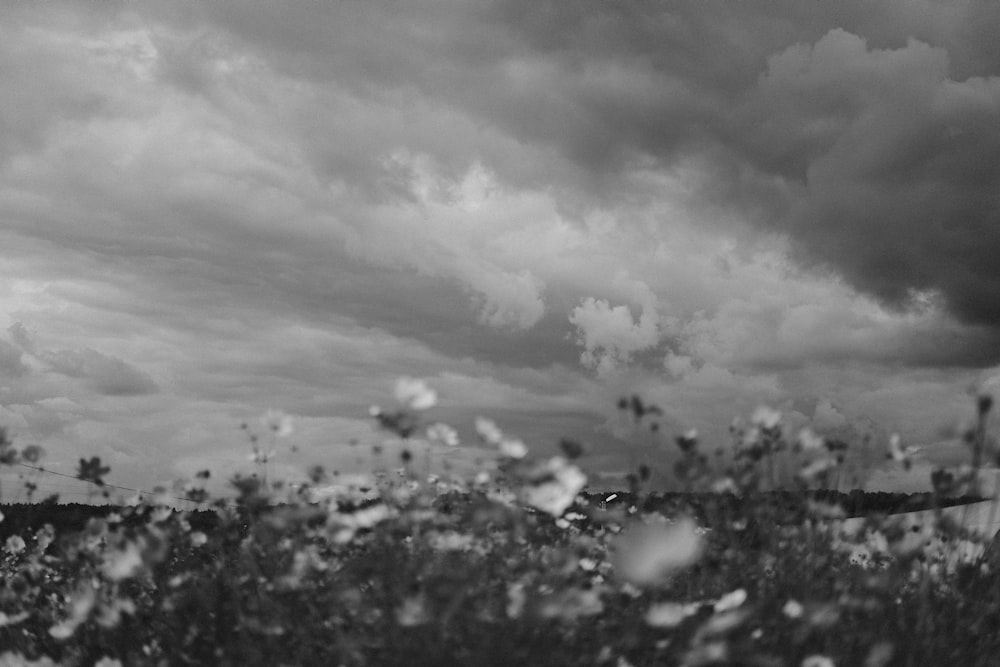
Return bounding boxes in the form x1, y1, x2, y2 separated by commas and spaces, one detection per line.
710, 477, 738, 494
309, 473, 377, 503
499, 438, 528, 459
506, 582, 527, 619
474, 415, 527, 457
327, 503, 395, 543
783, 599, 804, 618
645, 601, 701, 628
613, 518, 703, 585
428, 531, 474, 552
798, 457, 838, 482
102, 542, 144, 581
474, 417, 504, 445
713, 588, 747, 612
797, 428, 825, 451
426, 422, 459, 446
0, 653, 59, 667
3, 535, 25, 555
0, 612, 28, 627
49, 585, 96, 639
190, 531, 208, 547
394, 377, 437, 411
751, 406, 782, 429
518, 456, 587, 517
261, 409, 294, 438
396, 594, 431, 626
536, 587, 604, 620
888, 433, 920, 464
801, 656, 835, 667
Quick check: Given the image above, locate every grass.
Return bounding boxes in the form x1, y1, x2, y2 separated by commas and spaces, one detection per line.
0, 382, 997, 666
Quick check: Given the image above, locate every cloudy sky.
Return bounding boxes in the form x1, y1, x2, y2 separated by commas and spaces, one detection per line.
2, 0, 1000, 499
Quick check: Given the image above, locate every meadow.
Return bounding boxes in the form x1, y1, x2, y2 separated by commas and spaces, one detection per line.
0, 380, 998, 667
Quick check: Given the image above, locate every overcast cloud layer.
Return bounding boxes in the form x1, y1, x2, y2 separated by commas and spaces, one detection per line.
2, 0, 999, 497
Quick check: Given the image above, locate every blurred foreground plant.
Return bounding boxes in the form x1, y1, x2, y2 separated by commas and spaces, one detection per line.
0, 383, 994, 665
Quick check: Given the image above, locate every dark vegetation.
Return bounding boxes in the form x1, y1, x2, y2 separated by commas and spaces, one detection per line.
0, 503, 220, 541
0, 490, 984, 542
0, 389, 997, 666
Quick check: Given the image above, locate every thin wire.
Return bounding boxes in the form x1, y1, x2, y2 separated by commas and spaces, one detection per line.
13, 462, 207, 505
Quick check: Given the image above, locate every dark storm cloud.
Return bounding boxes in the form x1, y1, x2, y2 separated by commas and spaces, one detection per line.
143, 0, 1000, 338
481, 2, 1000, 332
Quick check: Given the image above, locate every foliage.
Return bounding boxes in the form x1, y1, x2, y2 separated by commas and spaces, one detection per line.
0, 383, 997, 666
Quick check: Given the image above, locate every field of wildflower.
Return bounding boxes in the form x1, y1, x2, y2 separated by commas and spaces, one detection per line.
0, 379, 999, 666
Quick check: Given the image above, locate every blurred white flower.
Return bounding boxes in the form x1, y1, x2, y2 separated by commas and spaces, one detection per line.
426, 422, 459, 446
684, 642, 728, 665
0, 612, 28, 628
714, 588, 747, 612
613, 518, 703, 585
700, 609, 750, 636
864, 642, 895, 667
798, 428, 825, 451
798, 457, 838, 482
49, 585, 96, 639
887, 433, 920, 467
751, 406, 782, 429
645, 601, 701, 628
710, 477, 738, 494
190, 531, 208, 547
327, 503, 395, 543
499, 438, 528, 459
519, 456, 587, 517
475, 417, 504, 445
428, 531, 475, 552
807, 500, 846, 519
0, 653, 59, 667
506, 582, 527, 619
94, 659, 124, 667
309, 473, 377, 503
261, 409, 294, 438
102, 541, 144, 581
3, 535, 25, 555
394, 377, 437, 411
782, 599, 804, 618
802, 656, 835, 667
537, 587, 604, 620
95, 597, 136, 629
395, 594, 431, 626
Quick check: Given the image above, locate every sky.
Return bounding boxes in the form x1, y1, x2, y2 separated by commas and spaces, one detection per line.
2, 0, 1000, 500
